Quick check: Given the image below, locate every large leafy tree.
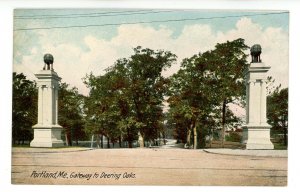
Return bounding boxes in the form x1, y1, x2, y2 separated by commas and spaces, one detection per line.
12, 72, 37, 144
84, 71, 127, 148
168, 52, 220, 149
267, 87, 288, 146
125, 47, 176, 146
84, 46, 176, 148
168, 38, 248, 148
202, 38, 248, 147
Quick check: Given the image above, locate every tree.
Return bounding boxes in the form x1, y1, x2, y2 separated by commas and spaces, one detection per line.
84, 46, 176, 148
168, 52, 220, 149
267, 87, 288, 146
58, 83, 86, 146
12, 72, 37, 144
122, 47, 176, 146
84, 68, 129, 148
168, 38, 248, 149
202, 38, 249, 147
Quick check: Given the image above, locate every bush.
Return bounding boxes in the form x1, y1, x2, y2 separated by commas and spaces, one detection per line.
225, 132, 242, 142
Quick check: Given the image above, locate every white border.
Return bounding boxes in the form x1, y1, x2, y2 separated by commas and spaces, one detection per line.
1, 1, 299, 192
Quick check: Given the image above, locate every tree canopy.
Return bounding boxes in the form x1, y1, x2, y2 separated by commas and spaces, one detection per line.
58, 83, 86, 146
83, 46, 176, 147
267, 87, 288, 146
12, 72, 37, 144
167, 38, 248, 148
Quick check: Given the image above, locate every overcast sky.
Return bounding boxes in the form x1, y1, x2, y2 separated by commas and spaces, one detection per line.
13, 9, 289, 97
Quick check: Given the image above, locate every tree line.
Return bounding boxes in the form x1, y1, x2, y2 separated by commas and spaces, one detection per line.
12, 38, 288, 148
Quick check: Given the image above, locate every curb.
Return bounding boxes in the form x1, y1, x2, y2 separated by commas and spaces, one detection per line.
12, 148, 93, 154
203, 149, 287, 158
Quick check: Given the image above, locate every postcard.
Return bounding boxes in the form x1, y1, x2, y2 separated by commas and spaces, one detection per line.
12, 8, 288, 186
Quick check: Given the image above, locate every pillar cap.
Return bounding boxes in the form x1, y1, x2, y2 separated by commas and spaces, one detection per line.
246, 62, 271, 73
35, 70, 61, 81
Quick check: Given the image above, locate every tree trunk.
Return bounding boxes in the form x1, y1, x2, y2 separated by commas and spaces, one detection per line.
133, 98, 144, 148
193, 125, 197, 149
186, 128, 191, 148
96, 134, 100, 148
138, 131, 144, 148
65, 132, 69, 146
221, 99, 226, 148
126, 127, 133, 148
163, 129, 166, 145
107, 137, 110, 148
100, 135, 103, 148
119, 136, 122, 148
69, 129, 73, 146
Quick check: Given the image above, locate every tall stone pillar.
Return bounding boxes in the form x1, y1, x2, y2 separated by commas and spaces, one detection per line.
242, 44, 274, 149
30, 54, 64, 147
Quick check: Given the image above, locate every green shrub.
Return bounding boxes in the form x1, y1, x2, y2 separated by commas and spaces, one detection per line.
225, 132, 242, 142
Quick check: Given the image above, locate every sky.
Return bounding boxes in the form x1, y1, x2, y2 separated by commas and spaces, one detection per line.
13, 9, 289, 97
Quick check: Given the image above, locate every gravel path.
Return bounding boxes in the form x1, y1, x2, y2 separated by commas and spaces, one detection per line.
12, 147, 287, 186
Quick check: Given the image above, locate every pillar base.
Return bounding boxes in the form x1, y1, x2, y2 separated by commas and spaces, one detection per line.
30, 124, 64, 148
242, 124, 274, 150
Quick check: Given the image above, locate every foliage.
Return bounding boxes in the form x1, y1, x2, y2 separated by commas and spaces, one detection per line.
12, 72, 37, 144
83, 46, 176, 147
58, 83, 87, 146
167, 38, 248, 148
167, 52, 219, 148
208, 39, 249, 146
267, 87, 288, 146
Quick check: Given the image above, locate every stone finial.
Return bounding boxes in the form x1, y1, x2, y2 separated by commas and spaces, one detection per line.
250, 44, 262, 63
43, 53, 54, 70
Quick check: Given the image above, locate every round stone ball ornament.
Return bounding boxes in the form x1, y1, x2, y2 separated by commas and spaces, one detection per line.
250, 44, 262, 63
43, 53, 54, 70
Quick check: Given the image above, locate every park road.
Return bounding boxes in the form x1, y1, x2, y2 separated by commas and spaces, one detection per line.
11, 148, 287, 186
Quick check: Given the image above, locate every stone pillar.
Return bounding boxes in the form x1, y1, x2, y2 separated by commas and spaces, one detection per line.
242, 44, 274, 149
30, 54, 64, 147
